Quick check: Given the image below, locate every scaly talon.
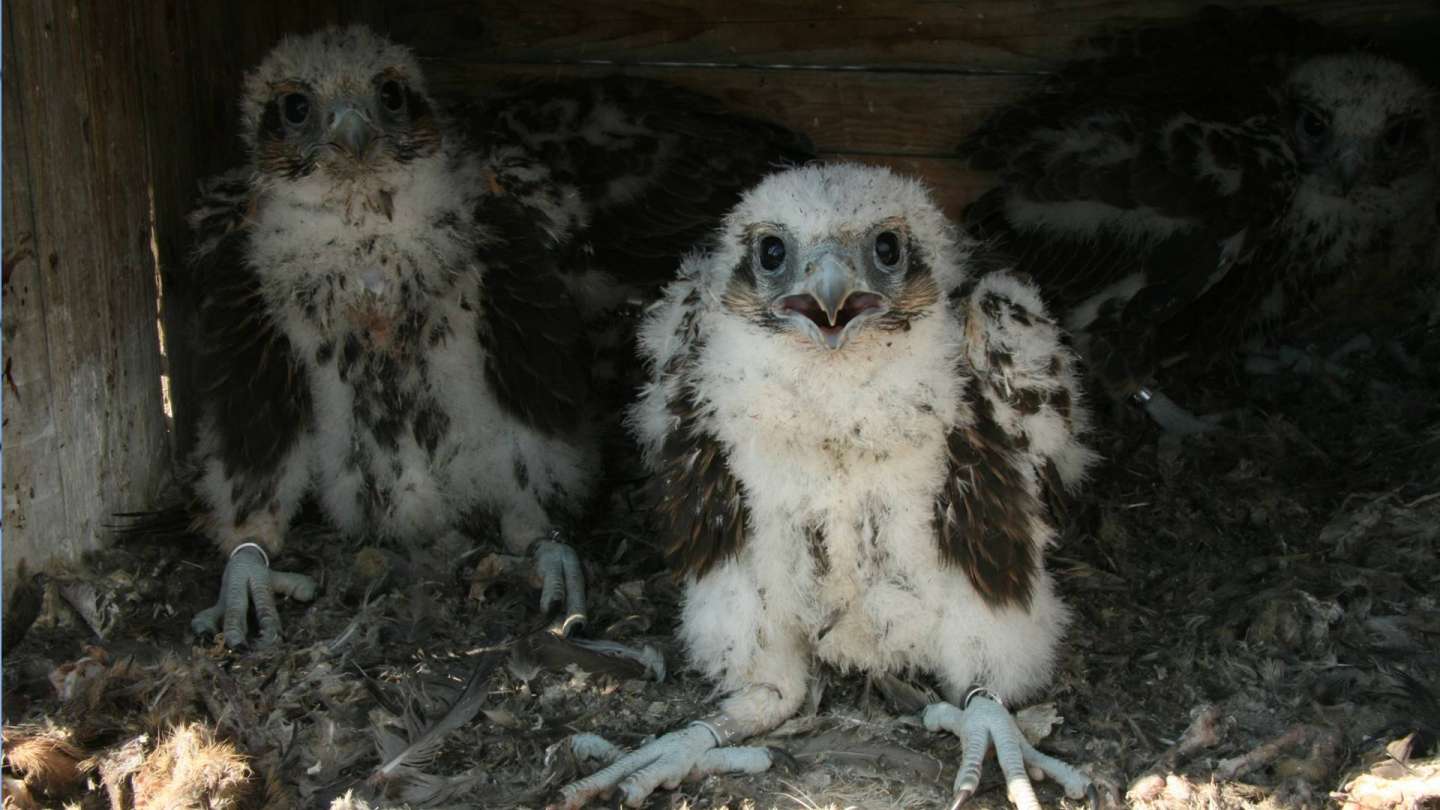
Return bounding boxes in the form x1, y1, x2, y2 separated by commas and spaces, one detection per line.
191, 543, 316, 649
1132, 387, 1222, 435
926, 697, 1092, 810
555, 724, 774, 809
533, 536, 586, 632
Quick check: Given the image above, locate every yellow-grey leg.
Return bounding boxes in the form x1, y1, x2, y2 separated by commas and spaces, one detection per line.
924, 692, 1096, 810
555, 721, 775, 809
190, 543, 317, 648
533, 533, 586, 631
1132, 387, 1222, 435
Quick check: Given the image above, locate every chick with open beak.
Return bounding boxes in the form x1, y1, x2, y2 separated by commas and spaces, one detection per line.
759, 226, 907, 350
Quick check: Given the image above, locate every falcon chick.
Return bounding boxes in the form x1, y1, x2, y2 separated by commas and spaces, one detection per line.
185, 25, 604, 646
962, 10, 1439, 433
558, 164, 1099, 809
180, 25, 811, 648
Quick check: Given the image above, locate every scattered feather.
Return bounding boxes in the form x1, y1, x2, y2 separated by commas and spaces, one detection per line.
94, 724, 258, 810
368, 651, 502, 790
1, 724, 87, 796
3, 563, 44, 655
510, 631, 663, 682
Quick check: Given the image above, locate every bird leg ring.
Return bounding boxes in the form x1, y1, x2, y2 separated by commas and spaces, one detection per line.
925, 694, 1097, 810
190, 542, 317, 648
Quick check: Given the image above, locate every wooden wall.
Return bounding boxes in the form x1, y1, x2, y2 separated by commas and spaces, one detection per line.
3, 1, 171, 583
390, 0, 1440, 219
3, 0, 1436, 590
1, 0, 382, 590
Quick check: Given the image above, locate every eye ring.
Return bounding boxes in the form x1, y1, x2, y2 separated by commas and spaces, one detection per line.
874, 230, 902, 268
758, 235, 786, 272
282, 92, 311, 126
380, 80, 406, 113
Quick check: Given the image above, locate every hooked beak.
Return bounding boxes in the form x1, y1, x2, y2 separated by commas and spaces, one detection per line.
771, 251, 889, 350
1332, 147, 1366, 195
329, 106, 374, 159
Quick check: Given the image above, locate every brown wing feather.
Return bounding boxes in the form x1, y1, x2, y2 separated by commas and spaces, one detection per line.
189, 179, 313, 525
468, 76, 815, 288
473, 195, 590, 435
934, 379, 1043, 610
653, 387, 749, 581
935, 274, 1096, 608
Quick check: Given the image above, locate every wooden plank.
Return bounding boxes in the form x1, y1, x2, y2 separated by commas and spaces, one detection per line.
2, 2, 67, 582
2, 0, 171, 583
1, 3, 393, 589
391, 0, 1440, 73
431, 61, 1035, 159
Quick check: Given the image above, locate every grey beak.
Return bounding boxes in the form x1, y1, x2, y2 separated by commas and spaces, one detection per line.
807, 253, 853, 327
772, 248, 889, 351
330, 107, 373, 159
1334, 148, 1366, 194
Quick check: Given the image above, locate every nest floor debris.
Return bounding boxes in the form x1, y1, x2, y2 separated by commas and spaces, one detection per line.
4, 330, 1438, 810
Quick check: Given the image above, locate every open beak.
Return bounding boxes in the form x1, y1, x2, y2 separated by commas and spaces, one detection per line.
771, 250, 889, 350
329, 105, 374, 159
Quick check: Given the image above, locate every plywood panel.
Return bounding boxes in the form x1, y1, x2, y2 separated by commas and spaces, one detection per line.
2, 0, 171, 581
392, 0, 1440, 73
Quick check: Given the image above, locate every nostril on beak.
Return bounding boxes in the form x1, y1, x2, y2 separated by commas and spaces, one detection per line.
330, 108, 373, 159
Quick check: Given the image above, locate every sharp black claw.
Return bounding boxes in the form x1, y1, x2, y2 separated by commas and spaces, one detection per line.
766, 746, 801, 774
558, 612, 586, 637
947, 788, 973, 810
1086, 784, 1101, 810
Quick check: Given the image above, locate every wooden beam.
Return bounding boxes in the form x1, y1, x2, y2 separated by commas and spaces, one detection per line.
391, 0, 1440, 73
430, 61, 1036, 159
2, 0, 171, 583
3, 2, 67, 582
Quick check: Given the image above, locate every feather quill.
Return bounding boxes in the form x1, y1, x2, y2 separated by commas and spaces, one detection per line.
367, 650, 502, 786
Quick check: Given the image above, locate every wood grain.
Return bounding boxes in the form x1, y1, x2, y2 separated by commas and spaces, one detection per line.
392, 0, 1440, 73
431, 61, 1036, 159
2, 0, 171, 581
3, 4, 67, 582
1, 1, 387, 586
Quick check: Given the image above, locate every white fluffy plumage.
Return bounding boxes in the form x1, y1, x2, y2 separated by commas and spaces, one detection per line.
635, 161, 1095, 711
184, 25, 599, 645
557, 163, 1098, 809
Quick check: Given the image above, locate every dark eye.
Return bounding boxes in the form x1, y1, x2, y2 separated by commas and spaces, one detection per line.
282, 93, 310, 126
758, 235, 786, 272
874, 231, 901, 268
380, 80, 405, 113
1299, 109, 1328, 140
